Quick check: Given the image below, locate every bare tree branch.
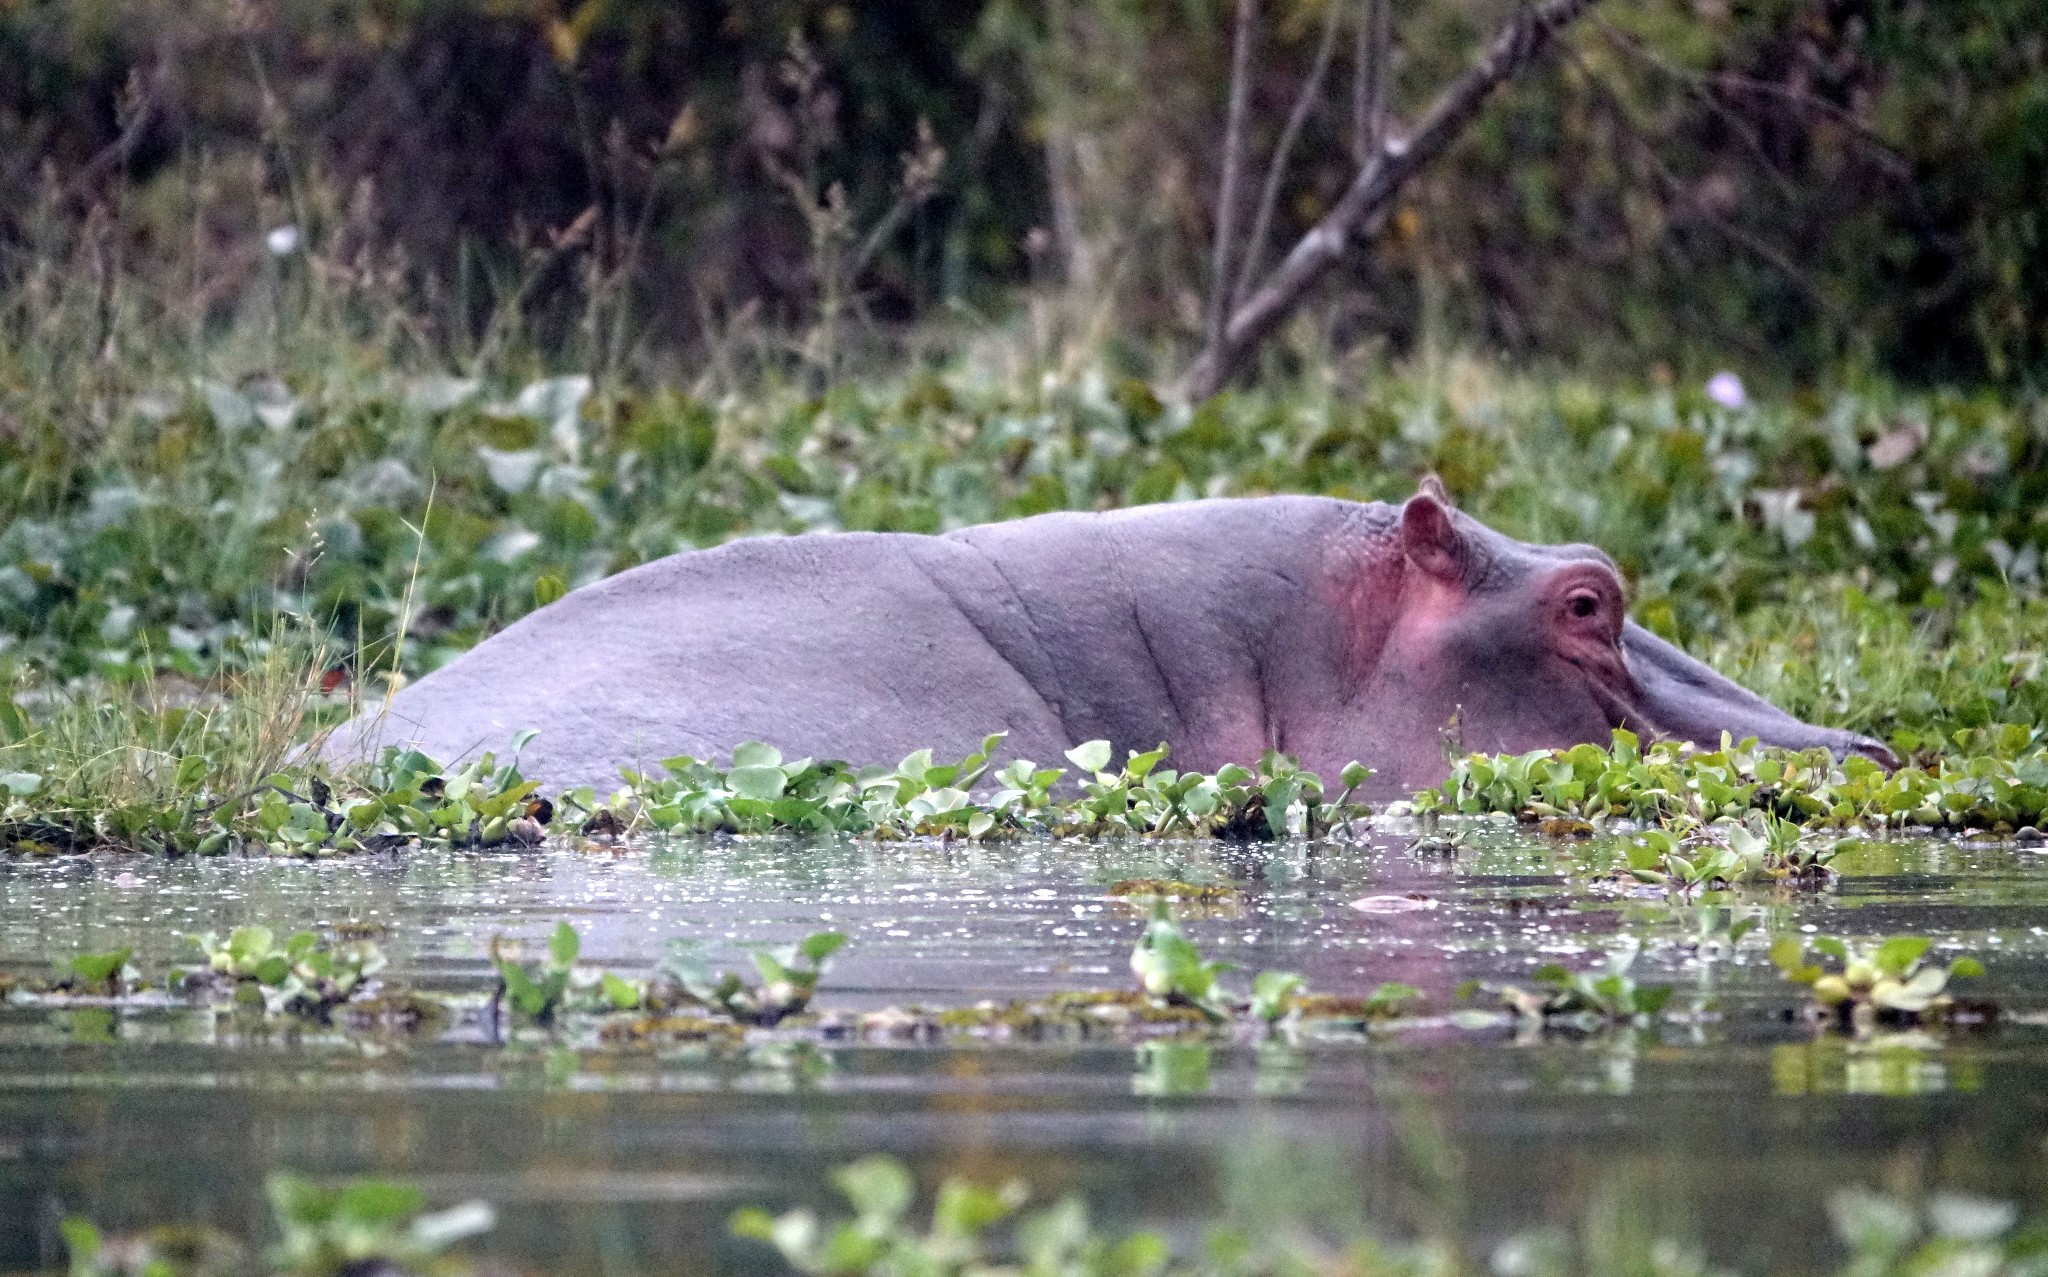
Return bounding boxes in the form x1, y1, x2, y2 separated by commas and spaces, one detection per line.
1594, 18, 1913, 181
1181, 0, 1602, 403
848, 120, 947, 282
1235, 0, 1343, 308
1206, 0, 1259, 350
1353, 0, 1391, 167
1562, 41, 1837, 317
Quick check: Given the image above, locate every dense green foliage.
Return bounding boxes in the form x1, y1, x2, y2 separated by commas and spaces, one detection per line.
0, 730, 1349, 857
3, 348, 2046, 854
1421, 729, 2048, 831
3, 362, 2042, 688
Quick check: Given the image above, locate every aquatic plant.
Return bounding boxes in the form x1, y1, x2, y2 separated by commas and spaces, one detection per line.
1770, 935, 1986, 1029
1617, 813, 1837, 896
573, 735, 1354, 845
731, 1155, 1169, 1277
1249, 971, 1306, 1024
1825, 1189, 2047, 1277
56, 1174, 491, 1277
1477, 946, 1674, 1027
1128, 904, 1235, 1019
1421, 729, 2048, 834
185, 927, 389, 1019
490, 922, 582, 1025
62, 948, 136, 996
2, 734, 553, 860
659, 930, 849, 1026
265, 1174, 494, 1277
57, 1216, 242, 1277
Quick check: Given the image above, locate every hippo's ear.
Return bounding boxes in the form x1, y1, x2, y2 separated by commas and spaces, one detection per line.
1417, 473, 1454, 507
1400, 492, 1464, 582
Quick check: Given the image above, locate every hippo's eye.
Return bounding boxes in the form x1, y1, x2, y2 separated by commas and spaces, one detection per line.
1567, 591, 1600, 619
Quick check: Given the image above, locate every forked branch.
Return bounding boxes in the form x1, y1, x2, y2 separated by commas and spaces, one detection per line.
1182, 0, 1602, 403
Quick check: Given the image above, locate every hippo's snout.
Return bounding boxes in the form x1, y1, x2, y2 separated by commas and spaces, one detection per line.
1620, 622, 1902, 770
1842, 734, 1900, 770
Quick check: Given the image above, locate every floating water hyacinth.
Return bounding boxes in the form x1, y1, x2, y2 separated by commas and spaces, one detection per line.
266, 224, 300, 255
1706, 370, 1747, 409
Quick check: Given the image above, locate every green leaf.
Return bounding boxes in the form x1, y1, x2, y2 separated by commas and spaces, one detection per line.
175, 754, 210, 789
1634, 985, 1674, 1016
729, 1207, 778, 1242
267, 1172, 335, 1226
798, 931, 848, 964
69, 948, 131, 984
549, 921, 581, 968
498, 961, 543, 1015
59, 1217, 101, 1267
1875, 936, 1932, 977
601, 972, 642, 1010
335, 1178, 426, 1224
1250, 970, 1305, 1021
228, 926, 275, 966
1365, 981, 1422, 1011
1065, 740, 1113, 774
1950, 956, 1985, 979
1340, 761, 1372, 790
726, 765, 788, 800
818, 1224, 887, 1272
1126, 744, 1170, 778
534, 574, 568, 606
1814, 937, 1849, 961
1769, 937, 1807, 973
731, 742, 783, 770
1106, 1231, 1172, 1277
833, 1155, 915, 1225
933, 1178, 1020, 1236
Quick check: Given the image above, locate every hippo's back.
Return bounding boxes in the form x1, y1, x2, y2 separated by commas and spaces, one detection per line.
324, 531, 1075, 793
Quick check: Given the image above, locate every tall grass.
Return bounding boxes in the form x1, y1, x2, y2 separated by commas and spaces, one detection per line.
0, 623, 333, 847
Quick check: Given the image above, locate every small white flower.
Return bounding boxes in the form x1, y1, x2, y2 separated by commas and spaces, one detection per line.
1705, 370, 1746, 410
265, 225, 300, 256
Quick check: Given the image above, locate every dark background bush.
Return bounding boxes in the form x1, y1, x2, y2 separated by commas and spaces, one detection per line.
2, 0, 2043, 384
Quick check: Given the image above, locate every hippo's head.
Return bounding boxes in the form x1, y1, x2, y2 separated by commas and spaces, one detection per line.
1319, 479, 1893, 793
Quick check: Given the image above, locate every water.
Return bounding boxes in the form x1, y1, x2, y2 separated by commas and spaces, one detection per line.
3, 825, 2047, 1272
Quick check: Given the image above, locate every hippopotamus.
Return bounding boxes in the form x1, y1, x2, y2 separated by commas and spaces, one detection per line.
326, 481, 1890, 797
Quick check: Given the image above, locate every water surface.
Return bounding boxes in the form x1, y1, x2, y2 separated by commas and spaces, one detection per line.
3, 825, 2046, 1273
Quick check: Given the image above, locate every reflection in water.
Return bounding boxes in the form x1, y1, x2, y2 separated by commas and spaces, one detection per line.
1, 828, 2047, 1274
1132, 1042, 1211, 1097
1772, 1033, 1985, 1097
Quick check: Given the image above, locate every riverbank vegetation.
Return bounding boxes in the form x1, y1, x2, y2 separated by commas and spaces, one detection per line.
3, 0, 2045, 853
2, 350, 2044, 853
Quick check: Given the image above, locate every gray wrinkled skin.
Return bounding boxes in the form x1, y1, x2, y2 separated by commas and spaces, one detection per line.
325, 492, 1890, 797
